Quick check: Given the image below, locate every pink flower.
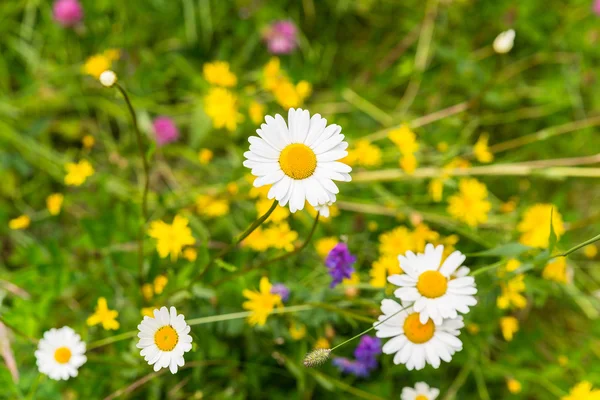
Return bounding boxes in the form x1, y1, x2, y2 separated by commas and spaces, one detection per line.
52, 0, 83, 28
152, 117, 179, 146
263, 20, 298, 55
594, 0, 600, 15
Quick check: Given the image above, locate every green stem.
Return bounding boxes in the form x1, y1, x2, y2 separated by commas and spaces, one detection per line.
557, 232, 600, 257
470, 260, 505, 277
113, 83, 151, 285
26, 374, 42, 400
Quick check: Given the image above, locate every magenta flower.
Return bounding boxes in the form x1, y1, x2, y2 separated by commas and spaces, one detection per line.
594, 0, 600, 15
152, 116, 179, 146
52, 0, 83, 28
263, 20, 298, 55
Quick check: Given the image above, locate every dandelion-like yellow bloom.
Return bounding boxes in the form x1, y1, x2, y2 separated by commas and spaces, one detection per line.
264, 223, 298, 252
584, 244, 598, 259
497, 274, 527, 310
196, 194, 229, 218
82, 135, 95, 149
204, 87, 242, 132
87, 297, 119, 330
141, 307, 155, 318
497, 258, 521, 278
9, 215, 30, 230
249, 101, 266, 125
343, 140, 382, 168
429, 178, 444, 202
518, 204, 565, 248
64, 160, 94, 186
542, 257, 568, 283
46, 193, 64, 216
198, 148, 213, 165
261, 58, 311, 109
296, 81, 312, 99
289, 323, 307, 340
183, 248, 197, 262
400, 154, 418, 174
153, 275, 168, 294
412, 224, 440, 253
315, 237, 338, 259
82, 50, 120, 78
263, 58, 283, 90
379, 226, 414, 257
147, 215, 196, 261
202, 61, 237, 87
314, 337, 330, 349
507, 379, 522, 394
227, 182, 239, 195
242, 227, 270, 252
562, 381, 600, 400
500, 316, 519, 341
272, 79, 303, 109
142, 283, 154, 301
447, 178, 491, 227
473, 133, 494, 163
500, 197, 518, 213
242, 277, 283, 326
369, 255, 402, 288
256, 198, 289, 223
388, 125, 419, 154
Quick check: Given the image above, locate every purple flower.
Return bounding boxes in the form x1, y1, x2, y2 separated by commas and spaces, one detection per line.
53, 0, 83, 27
354, 335, 381, 369
270, 283, 290, 302
594, 0, 600, 15
325, 243, 356, 288
332, 357, 371, 378
152, 116, 179, 146
263, 20, 298, 55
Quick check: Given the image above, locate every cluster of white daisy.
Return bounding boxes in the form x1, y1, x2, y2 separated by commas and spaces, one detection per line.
374, 244, 478, 371
35, 307, 192, 380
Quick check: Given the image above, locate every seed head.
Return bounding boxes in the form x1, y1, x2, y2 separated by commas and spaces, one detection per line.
303, 348, 331, 368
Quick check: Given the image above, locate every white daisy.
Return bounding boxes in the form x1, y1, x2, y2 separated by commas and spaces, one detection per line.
401, 382, 440, 400
243, 108, 352, 213
374, 299, 464, 370
35, 326, 87, 381
136, 306, 193, 374
313, 202, 333, 218
389, 244, 477, 325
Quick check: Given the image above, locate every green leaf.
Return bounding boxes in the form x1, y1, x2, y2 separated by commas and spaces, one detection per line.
215, 259, 238, 272
548, 207, 558, 253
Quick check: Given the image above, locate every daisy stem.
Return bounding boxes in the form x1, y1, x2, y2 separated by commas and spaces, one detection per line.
113, 83, 151, 286
470, 260, 505, 277
556, 232, 600, 258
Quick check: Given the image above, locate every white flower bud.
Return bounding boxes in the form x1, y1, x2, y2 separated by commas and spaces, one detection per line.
493, 29, 515, 54
99, 70, 117, 87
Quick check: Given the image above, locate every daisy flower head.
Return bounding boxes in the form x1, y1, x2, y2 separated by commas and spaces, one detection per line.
401, 382, 440, 400
374, 299, 464, 370
243, 108, 352, 213
35, 326, 87, 381
389, 244, 477, 325
136, 306, 192, 374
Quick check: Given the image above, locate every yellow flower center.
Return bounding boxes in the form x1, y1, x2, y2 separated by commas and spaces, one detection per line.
54, 347, 72, 364
403, 313, 435, 344
154, 325, 179, 351
416, 396, 429, 400
416, 270, 448, 298
279, 143, 317, 180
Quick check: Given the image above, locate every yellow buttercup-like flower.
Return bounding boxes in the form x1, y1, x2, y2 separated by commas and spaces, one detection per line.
473, 133, 494, 163
497, 274, 527, 310
142, 283, 154, 301
9, 215, 30, 230
262, 58, 311, 109
183, 248, 197, 262
412, 223, 440, 253
314, 337, 330, 349
388, 125, 419, 154
584, 244, 598, 259
343, 140, 382, 168
82, 135, 95, 149
289, 323, 307, 340
204, 87, 242, 132
379, 226, 414, 257
64, 160, 94, 186
153, 275, 168, 294
147, 215, 196, 261
82, 49, 120, 78
264, 223, 298, 252
315, 237, 338, 259
542, 257, 568, 283
429, 178, 444, 202
198, 149, 213, 165
87, 297, 119, 330
242, 277, 283, 326
447, 178, 491, 227
399, 153, 418, 174
562, 381, 600, 400
518, 204, 565, 248
369, 255, 402, 288
242, 227, 270, 252
507, 379, 522, 394
202, 61, 237, 87
497, 258, 521, 278
196, 194, 229, 218
46, 193, 64, 216
249, 101, 266, 125
500, 316, 519, 341
256, 198, 289, 223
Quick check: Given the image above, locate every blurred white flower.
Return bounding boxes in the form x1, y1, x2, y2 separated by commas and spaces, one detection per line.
493, 29, 515, 54
401, 382, 440, 400
99, 70, 117, 87
35, 326, 86, 380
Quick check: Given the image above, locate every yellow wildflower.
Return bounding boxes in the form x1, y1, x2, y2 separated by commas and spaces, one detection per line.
473, 133, 494, 163
227, 182, 239, 195
500, 197, 518, 213
198, 148, 213, 165
343, 140, 382, 167
447, 178, 491, 227
141, 307, 155, 318
497, 274, 527, 310
46, 193, 64, 216
204, 87, 242, 132
256, 198, 289, 223
379, 226, 414, 257
517, 204, 565, 248
543, 257, 568, 283
196, 194, 229, 218
64, 160, 94, 186
87, 297, 119, 330
412, 223, 440, 252
82, 50, 120, 78
153, 275, 168, 295
315, 237, 338, 259
243, 227, 270, 252
202, 61, 237, 87
296, 81, 312, 99
314, 337, 330, 349
429, 178, 444, 202
584, 244, 598, 259
82, 135, 95, 149
467, 323, 480, 335
562, 382, 600, 400
242, 277, 283, 326
370, 255, 402, 288
507, 379, 522, 394
437, 141, 449, 152
500, 316, 519, 341
342, 272, 360, 287
147, 215, 196, 261
368, 221, 378, 231
497, 258, 521, 278
142, 283, 154, 301
558, 355, 568, 367
9, 215, 30, 230
400, 154, 418, 174
183, 248, 197, 262
263, 57, 283, 90
272, 79, 304, 109
264, 223, 298, 252
388, 125, 419, 154
289, 323, 307, 340
249, 101, 266, 125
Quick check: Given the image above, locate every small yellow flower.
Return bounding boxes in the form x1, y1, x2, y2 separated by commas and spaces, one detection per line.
147, 215, 196, 261
82, 50, 120, 78
87, 297, 119, 330
369, 255, 402, 288
249, 101, 266, 125
497, 259, 521, 278
429, 178, 444, 202
227, 182, 239, 195
198, 149, 213, 165
342, 272, 360, 287
379, 226, 414, 257
437, 141, 449, 152
183, 248, 197, 262
153, 275, 168, 295
64, 160, 94, 186
46, 193, 64, 216
141, 307, 155, 318
242, 277, 283, 326
296, 81, 312, 99
203, 61, 237, 87
400, 154, 418, 174
447, 178, 491, 227
500, 316, 519, 341
204, 87, 242, 132
196, 194, 229, 218
256, 198, 288, 223
497, 274, 527, 310
368, 221, 378, 231
272, 79, 303, 109
517, 204, 565, 248
467, 323, 480, 335
542, 257, 568, 283
500, 198, 518, 213
583, 244, 597, 259
343, 140, 382, 168
263, 58, 283, 90
289, 323, 307, 340
314, 337, 330, 349
507, 378, 522, 394
242, 226, 270, 252
264, 223, 298, 252
9, 215, 30, 230
82, 135, 95, 149
562, 381, 600, 400
315, 237, 338, 259
473, 133, 494, 163
412, 223, 440, 253
142, 283, 154, 301
388, 125, 419, 154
